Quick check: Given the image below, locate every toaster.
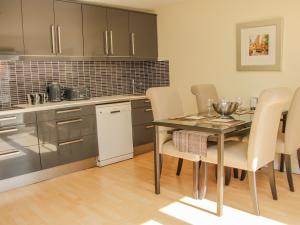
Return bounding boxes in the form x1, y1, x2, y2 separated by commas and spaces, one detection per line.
64, 86, 91, 101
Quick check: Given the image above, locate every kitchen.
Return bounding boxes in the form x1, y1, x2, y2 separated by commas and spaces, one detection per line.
1, 0, 300, 224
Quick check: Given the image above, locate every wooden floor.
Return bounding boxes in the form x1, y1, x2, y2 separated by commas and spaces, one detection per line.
0, 152, 299, 225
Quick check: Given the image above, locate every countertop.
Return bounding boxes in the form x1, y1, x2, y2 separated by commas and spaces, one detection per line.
0, 95, 147, 116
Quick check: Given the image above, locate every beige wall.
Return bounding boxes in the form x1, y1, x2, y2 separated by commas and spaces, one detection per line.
156, 0, 300, 114
155, 0, 300, 173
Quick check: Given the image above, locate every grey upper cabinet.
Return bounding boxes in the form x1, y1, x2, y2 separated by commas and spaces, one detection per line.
82, 5, 108, 56
107, 8, 130, 57
0, 0, 24, 54
129, 12, 158, 59
22, 0, 55, 55
54, 1, 83, 56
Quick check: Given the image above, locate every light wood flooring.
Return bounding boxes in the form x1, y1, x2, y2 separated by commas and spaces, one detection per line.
0, 152, 299, 225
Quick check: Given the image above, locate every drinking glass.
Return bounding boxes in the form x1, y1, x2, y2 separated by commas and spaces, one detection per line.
220, 98, 227, 118
207, 98, 214, 116
236, 97, 242, 109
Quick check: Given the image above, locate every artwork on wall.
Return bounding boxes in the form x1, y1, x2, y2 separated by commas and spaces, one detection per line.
236, 18, 283, 71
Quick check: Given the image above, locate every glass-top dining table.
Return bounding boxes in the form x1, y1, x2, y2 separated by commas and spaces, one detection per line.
152, 112, 254, 217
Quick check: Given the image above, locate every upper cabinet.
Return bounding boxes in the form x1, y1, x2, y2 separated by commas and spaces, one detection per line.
0, 0, 24, 54
54, 1, 83, 56
129, 12, 158, 59
22, 0, 55, 55
107, 9, 130, 57
82, 5, 108, 56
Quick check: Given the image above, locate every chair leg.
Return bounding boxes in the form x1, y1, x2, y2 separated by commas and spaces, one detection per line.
285, 155, 295, 192
233, 168, 239, 179
297, 149, 300, 169
248, 171, 260, 215
193, 161, 200, 199
266, 161, 278, 199
225, 167, 232, 186
176, 158, 183, 176
159, 154, 163, 176
240, 170, 247, 181
279, 154, 285, 172
199, 161, 207, 199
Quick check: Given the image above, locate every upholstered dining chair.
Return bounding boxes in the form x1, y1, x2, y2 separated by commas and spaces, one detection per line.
182, 84, 246, 184
146, 87, 204, 199
199, 87, 292, 215
276, 87, 300, 192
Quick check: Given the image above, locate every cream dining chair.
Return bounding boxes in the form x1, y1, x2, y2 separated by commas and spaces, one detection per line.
146, 87, 204, 199
188, 84, 246, 184
199, 87, 292, 215
276, 87, 300, 192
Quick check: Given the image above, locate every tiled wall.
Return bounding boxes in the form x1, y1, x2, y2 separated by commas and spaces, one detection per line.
0, 60, 169, 110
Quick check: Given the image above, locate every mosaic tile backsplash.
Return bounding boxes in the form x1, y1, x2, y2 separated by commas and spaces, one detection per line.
0, 60, 169, 110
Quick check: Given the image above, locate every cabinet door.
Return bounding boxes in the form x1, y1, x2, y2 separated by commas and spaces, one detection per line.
0, 0, 24, 54
54, 1, 83, 56
107, 8, 130, 57
82, 5, 108, 56
22, 0, 55, 55
129, 12, 158, 59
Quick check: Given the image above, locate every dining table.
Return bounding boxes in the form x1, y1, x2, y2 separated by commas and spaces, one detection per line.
152, 111, 255, 217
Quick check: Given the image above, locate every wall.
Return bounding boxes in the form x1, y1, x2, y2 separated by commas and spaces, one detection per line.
156, 0, 300, 172
0, 60, 169, 110
156, 0, 300, 113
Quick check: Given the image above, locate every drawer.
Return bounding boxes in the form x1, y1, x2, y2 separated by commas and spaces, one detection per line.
132, 107, 153, 126
131, 99, 151, 109
38, 115, 96, 143
133, 124, 154, 146
39, 135, 98, 169
0, 124, 38, 152
0, 145, 41, 180
37, 105, 96, 122
0, 112, 36, 127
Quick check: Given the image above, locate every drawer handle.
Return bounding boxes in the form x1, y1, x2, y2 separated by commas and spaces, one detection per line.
59, 139, 83, 146
0, 116, 17, 122
56, 108, 81, 114
145, 109, 152, 112
111, 110, 121, 114
57, 118, 83, 125
144, 100, 150, 103
0, 150, 20, 158
145, 125, 154, 129
0, 128, 18, 134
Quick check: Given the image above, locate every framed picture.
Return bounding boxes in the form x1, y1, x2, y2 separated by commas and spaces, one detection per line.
236, 18, 283, 71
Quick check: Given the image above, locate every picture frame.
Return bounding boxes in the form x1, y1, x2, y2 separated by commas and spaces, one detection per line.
236, 18, 283, 71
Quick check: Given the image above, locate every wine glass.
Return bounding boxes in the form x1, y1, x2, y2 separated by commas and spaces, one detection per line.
236, 97, 242, 110
207, 98, 214, 117
220, 98, 227, 118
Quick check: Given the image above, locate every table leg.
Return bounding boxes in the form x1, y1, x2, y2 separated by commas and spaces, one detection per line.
154, 125, 160, 194
217, 133, 224, 216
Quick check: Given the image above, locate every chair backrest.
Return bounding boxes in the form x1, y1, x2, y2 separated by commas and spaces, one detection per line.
285, 87, 300, 154
247, 88, 292, 171
191, 84, 219, 113
146, 87, 184, 153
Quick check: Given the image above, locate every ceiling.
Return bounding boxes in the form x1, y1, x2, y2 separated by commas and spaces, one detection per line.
78, 0, 183, 12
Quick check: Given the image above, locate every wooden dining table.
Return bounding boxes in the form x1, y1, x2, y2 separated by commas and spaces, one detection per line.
152, 112, 253, 216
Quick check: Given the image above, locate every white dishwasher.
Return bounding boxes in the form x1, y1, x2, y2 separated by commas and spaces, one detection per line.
96, 102, 133, 167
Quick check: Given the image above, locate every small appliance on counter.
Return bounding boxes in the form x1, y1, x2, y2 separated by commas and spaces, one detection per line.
64, 86, 91, 101
27, 93, 47, 105
47, 82, 62, 102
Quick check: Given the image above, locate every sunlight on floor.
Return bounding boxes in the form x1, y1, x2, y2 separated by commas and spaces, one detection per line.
159, 197, 286, 225
141, 220, 163, 225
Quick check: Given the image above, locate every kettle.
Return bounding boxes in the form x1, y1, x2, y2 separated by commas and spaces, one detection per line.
47, 82, 62, 102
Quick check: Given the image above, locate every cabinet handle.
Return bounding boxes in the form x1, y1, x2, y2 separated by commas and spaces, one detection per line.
0, 116, 17, 122
50, 25, 56, 54
57, 25, 62, 54
145, 108, 152, 112
109, 30, 114, 55
145, 125, 154, 129
131, 32, 135, 56
59, 139, 83, 146
110, 110, 120, 114
0, 150, 20, 158
56, 108, 81, 114
57, 118, 82, 125
0, 128, 18, 134
104, 30, 109, 55
144, 100, 150, 103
